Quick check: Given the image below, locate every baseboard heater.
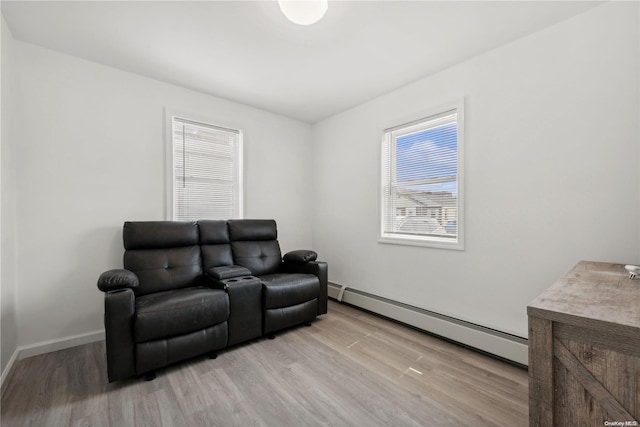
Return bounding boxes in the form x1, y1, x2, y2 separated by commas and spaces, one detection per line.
328, 282, 528, 367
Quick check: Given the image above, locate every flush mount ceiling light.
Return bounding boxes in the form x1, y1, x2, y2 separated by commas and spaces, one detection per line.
278, 0, 328, 26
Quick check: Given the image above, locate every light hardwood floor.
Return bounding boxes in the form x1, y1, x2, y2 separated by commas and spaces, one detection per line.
1, 300, 528, 426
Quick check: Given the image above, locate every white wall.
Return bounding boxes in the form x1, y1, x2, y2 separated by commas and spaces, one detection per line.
9, 39, 313, 347
312, 2, 640, 338
1, 15, 19, 376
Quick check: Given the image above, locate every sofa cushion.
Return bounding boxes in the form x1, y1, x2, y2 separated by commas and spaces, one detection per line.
260, 273, 320, 309
124, 221, 199, 250
201, 244, 234, 269
199, 220, 234, 268
228, 219, 277, 241
198, 220, 230, 244
125, 246, 203, 296
134, 287, 229, 343
232, 240, 282, 276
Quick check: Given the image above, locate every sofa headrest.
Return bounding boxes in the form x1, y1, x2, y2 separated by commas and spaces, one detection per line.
198, 220, 230, 244
123, 221, 199, 250
228, 219, 277, 241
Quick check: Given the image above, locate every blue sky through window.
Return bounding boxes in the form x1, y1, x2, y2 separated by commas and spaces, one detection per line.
396, 122, 458, 195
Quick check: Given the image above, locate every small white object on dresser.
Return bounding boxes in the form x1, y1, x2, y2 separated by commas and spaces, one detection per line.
625, 264, 640, 279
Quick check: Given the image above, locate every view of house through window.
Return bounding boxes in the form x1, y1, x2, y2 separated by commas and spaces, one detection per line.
381, 106, 463, 249
171, 116, 243, 221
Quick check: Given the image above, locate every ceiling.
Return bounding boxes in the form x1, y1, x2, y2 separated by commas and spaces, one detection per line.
2, 1, 602, 123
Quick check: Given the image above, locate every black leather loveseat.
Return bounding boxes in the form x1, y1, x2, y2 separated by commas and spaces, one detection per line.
96, 219, 327, 382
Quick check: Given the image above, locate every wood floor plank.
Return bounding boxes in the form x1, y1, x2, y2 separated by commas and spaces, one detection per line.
1, 300, 528, 426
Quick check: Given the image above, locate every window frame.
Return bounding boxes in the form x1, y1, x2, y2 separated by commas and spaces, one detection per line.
164, 109, 244, 221
378, 99, 465, 250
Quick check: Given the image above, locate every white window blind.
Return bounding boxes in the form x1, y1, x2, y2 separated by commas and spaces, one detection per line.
381, 107, 463, 249
172, 117, 242, 221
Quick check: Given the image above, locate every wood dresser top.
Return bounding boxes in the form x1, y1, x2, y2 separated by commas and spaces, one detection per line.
527, 261, 640, 336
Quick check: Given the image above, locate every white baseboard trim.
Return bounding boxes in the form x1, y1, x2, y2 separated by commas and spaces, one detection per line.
328, 282, 528, 366
17, 329, 105, 360
0, 346, 20, 395
0, 329, 105, 394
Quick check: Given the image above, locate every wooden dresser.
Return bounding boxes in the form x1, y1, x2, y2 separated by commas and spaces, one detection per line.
527, 261, 639, 426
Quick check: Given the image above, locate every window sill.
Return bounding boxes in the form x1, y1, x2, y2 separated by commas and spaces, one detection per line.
378, 234, 464, 251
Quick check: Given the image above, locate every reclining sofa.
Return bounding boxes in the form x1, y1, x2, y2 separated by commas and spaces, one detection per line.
96, 219, 327, 382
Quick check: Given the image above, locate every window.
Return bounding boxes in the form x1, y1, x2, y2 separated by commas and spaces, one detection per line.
380, 103, 464, 249
169, 116, 243, 221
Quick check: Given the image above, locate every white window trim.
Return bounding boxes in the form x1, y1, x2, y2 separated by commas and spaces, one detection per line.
378, 98, 465, 250
164, 108, 245, 221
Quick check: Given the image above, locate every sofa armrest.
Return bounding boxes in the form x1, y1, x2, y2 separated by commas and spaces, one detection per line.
282, 261, 328, 315
202, 274, 230, 291
104, 288, 136, 382
206, 265, 252, 281
97, 269, 139, 292
203, 266, 252, 291
283, 250, 318, 264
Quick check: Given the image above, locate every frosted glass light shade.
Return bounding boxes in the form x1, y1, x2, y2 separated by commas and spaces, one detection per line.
278, 0, 328, 26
